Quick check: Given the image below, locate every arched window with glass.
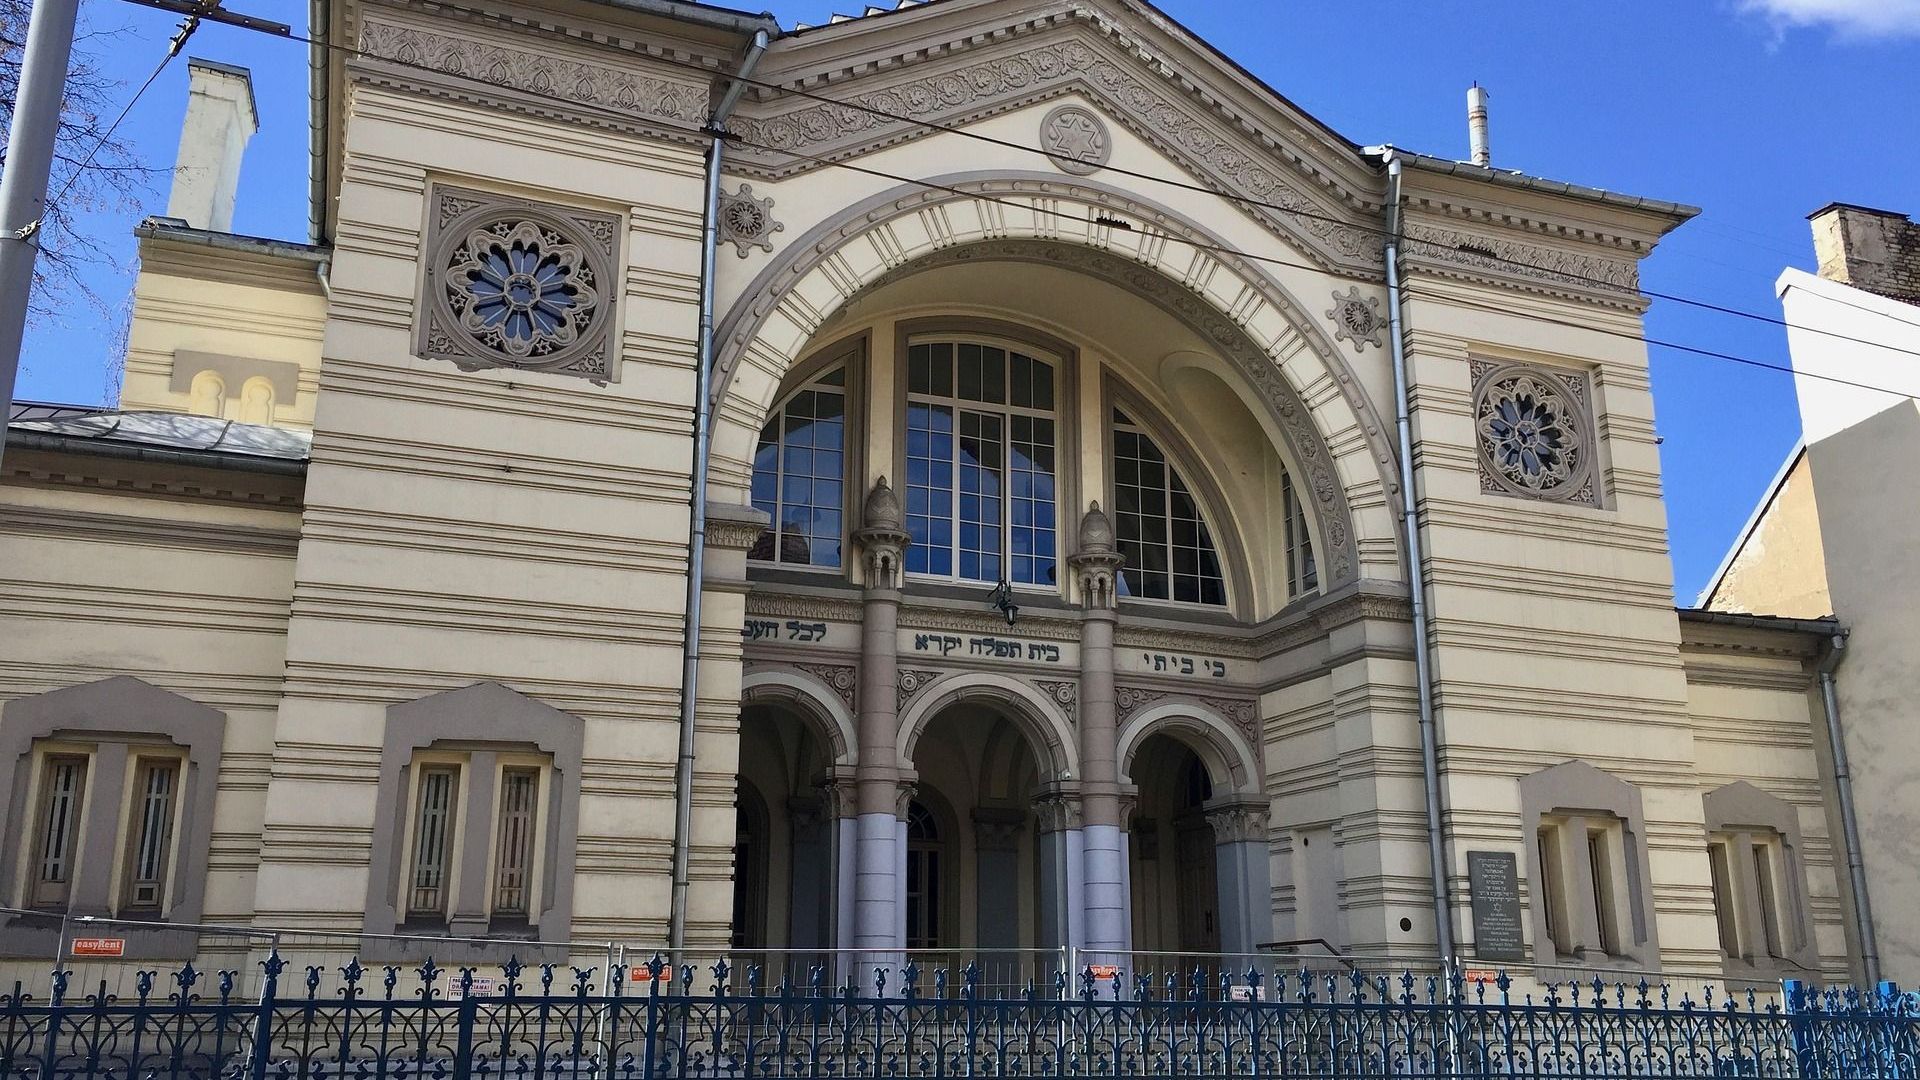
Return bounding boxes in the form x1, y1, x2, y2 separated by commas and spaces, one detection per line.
905, 800, 943, 950
1111, 410, 1226, 606
904, 341, 1057, 586
750, 367, 846, 568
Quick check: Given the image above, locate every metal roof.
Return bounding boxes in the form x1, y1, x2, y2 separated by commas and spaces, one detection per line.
6, 410, 312, 474
7, 401, 107, 423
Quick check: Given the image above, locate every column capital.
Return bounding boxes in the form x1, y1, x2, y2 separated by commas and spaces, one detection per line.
855, 477, 912, 591
894, 778, 919, 820
1204, 798, 1270, 844
972, 806, 1027, 851
1069, 501, 1127, 611
1034, 788, 1084, 834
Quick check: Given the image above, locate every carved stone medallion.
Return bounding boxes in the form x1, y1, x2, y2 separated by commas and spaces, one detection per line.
1326, 286, 1385, 353
718, 184, 783, 258
1470, 359, 1599, 506
1040, 105, 1111, 175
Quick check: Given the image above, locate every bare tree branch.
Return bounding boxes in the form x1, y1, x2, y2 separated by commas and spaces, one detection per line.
0, 1, 161, 323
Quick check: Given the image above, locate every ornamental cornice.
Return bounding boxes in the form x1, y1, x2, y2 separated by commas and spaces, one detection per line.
1112, 624, 1254, 659
1401, 221, 1647, 314
1248, 587, 1412, 655
744, 590, 865, 624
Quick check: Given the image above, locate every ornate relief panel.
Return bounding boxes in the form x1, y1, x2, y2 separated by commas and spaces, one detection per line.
1470, 359, 1600, 507
416, 185, 621, 383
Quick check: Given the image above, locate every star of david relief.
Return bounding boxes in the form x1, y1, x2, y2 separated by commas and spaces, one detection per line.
1326, 286, 1385, 353
1040, 105, 1111, 176
718, 184, 783, 258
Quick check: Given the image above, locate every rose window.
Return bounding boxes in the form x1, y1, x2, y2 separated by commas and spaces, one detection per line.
445, 221, 601, 360
1476, 372, 1581, 493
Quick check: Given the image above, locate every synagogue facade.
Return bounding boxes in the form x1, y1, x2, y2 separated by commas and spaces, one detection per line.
0, 0, 1875, 988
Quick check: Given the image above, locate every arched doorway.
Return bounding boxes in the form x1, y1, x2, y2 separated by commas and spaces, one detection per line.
1130, 734, 1222, 967
733, 697, 842, 974
906, 699, 1054, 989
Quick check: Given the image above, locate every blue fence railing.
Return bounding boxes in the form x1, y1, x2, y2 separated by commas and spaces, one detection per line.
0, 953, 1913, 1078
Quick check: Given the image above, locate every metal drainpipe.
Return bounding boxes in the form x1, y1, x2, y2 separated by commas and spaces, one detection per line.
1379, 149, 1456, 964
1818, 631, 1879, 986
668, 28, 771, 958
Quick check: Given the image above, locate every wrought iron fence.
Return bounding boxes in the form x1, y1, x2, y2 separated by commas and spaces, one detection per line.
0, 953, 1913, 1078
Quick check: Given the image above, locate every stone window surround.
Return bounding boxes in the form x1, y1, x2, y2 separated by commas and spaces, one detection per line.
168, 350, 301, 404
414, 182, 623, 384
362, 682, 582, 962
0, 677, 224, 960
1702, 781, 1819, 979
1469, 356, 1605, 509
1518, 760, 1660, 975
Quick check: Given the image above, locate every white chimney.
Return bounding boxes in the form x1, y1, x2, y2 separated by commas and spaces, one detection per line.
1467, 83, 1490, 168
166, 59, 258, 233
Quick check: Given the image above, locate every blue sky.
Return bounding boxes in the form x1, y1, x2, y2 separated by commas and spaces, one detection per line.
15, 0, 1920, 602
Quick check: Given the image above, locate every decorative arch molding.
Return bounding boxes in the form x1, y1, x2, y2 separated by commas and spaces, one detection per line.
1115, 700, 1260, 795
741, 667, 859, 768
711, 172, 1401, 589
896, 672, 1080, 782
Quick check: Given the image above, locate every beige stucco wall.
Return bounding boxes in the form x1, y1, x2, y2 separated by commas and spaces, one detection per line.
0, 0, 1870, 993
1704, 452, 1832, 619
0, 449, 298, 980
118, 231, 326, 428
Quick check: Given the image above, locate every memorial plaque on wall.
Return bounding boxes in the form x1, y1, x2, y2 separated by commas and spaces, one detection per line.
1466, 850, 1526, 962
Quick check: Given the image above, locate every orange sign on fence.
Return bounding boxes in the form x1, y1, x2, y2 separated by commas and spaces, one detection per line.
69, 937, 125, 958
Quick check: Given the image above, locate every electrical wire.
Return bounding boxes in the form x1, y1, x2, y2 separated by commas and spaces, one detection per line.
405, 0, 1920, 361
128, 3, 1920, 403
46, 15, 198, 210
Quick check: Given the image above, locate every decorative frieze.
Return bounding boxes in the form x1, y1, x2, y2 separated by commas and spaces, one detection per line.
1115, 686, 1166, 723
794, 663, 858, 713
896, 668, 943, 711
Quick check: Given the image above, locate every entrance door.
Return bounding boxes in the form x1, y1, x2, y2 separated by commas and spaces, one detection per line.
1175, 818, 1221, 956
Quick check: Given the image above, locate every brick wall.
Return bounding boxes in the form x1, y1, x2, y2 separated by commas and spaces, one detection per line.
1809, 203, 1920, 305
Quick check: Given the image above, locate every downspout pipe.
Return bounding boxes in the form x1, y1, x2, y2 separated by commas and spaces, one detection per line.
1818, 631, 1879, 986
669, 27, 770, 959
1378, 148, 1457, 965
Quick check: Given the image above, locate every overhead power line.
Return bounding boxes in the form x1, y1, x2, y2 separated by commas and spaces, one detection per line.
119, 3, 1920, 405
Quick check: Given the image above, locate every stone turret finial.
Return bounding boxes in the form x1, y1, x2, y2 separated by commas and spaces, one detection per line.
1078, 500, 1116, 554
863, 475, 904, 532
855, 476, 911, 591
1070, 501, 1126, 611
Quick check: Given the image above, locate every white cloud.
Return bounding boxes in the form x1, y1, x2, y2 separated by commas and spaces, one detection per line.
1739, 0, 1920, 39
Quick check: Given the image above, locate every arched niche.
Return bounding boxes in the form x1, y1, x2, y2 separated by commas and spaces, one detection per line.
1116, 700, 1261, 796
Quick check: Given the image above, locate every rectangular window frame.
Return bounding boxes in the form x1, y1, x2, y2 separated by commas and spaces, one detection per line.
903, 334, 1061, 591
398, 755, 467, 925
1282, 470, 1319, 599
486, 754, 551, 923
115, 750, 187, 917
1707, 840, 1739, 958
26, 745, 92, 912
1535, 813, 1631, 963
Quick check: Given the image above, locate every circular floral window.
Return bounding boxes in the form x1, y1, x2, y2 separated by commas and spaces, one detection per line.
446, 220, 600, 360
1473, 364, 1594, 502
419, 188, 619, 382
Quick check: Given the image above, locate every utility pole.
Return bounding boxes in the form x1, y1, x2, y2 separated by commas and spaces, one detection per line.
0, 0, 84, 472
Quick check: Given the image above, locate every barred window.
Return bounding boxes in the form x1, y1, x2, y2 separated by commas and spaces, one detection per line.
121, 757, 182, 912
1112, 411, 1225, 606
30, 754, 87, 910
750, 368, 847, 568
399, 751, 553, 930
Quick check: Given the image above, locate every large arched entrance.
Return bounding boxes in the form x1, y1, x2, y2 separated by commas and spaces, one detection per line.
1130, 733, 1222, 965
906, 699, 1054, 990
732, 692, 846, 977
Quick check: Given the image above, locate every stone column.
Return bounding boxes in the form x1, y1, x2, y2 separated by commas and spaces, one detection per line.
1071, 503, 1130, 963
1034, 786, 1083, 960
852, 479, 911, 957
822, 775, 859, 983
1206, 798, 1275, 964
